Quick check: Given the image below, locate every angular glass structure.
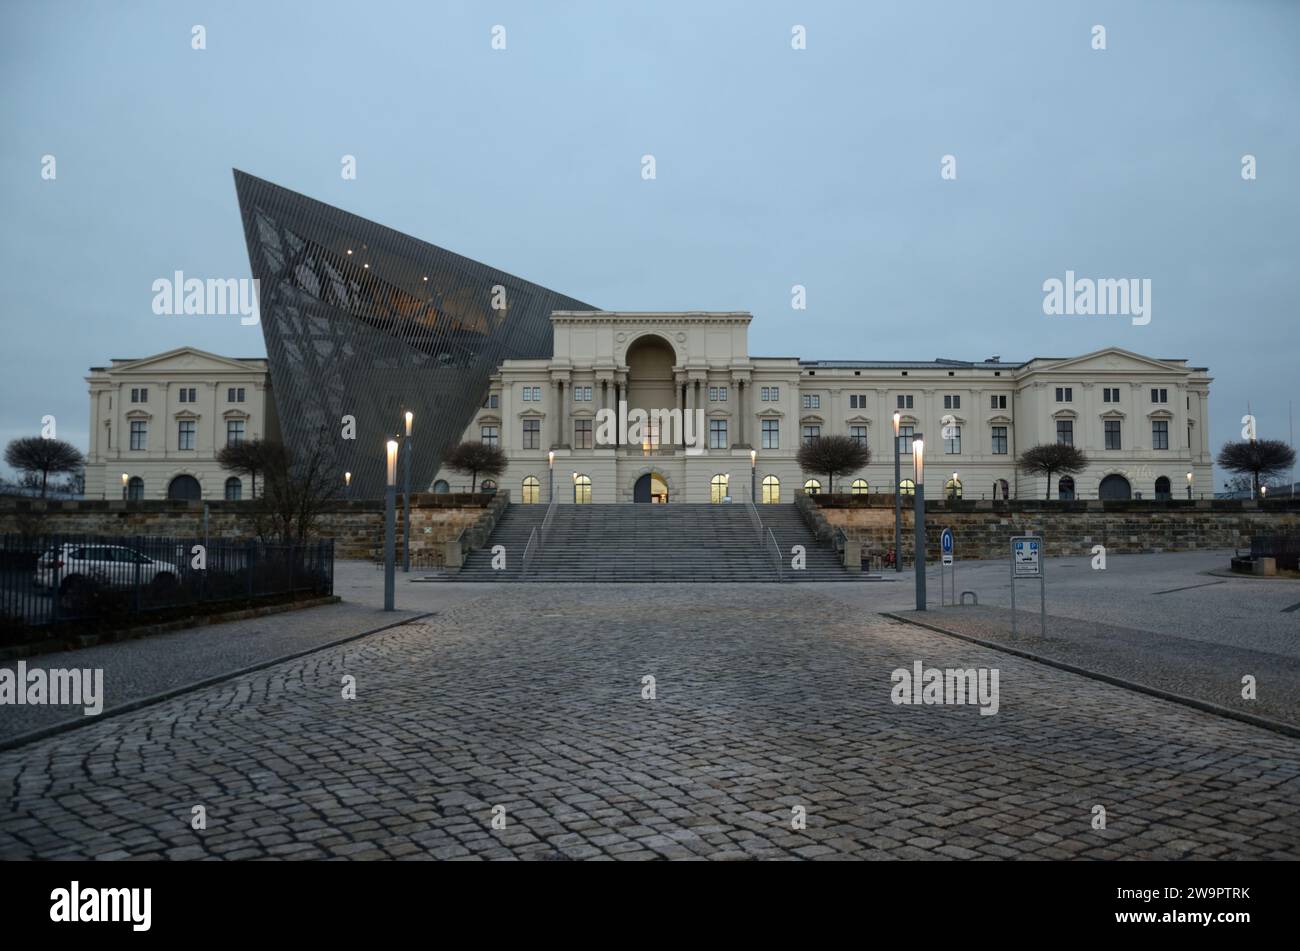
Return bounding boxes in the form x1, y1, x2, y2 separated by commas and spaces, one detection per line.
233, 170, 594, 499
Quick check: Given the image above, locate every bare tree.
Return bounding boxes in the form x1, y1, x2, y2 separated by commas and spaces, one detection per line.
244, 434, 339, 543
4, 437, 85, 498
796, 435, 871, 494
1017, 443, 1088, 499
217, 438, 272, 498
443, 441, 507, 493
1217, 439, 1296, 497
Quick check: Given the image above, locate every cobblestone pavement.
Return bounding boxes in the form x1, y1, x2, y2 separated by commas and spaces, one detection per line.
1, 585, 1298, 860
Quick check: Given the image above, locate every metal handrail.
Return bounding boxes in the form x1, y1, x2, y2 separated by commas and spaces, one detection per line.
520, 527, 539, 578
765, 527, 783, 582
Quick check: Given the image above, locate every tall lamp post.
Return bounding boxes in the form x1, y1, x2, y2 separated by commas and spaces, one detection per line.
913, 434, 926, 611
750, 448, 757, 502
402, 411, 413, 572
384, 439, 398, 611
548, 450, 555, 503
1186, 471, 1193, 500
121, 473, 129, 501
893, 412, 901, 572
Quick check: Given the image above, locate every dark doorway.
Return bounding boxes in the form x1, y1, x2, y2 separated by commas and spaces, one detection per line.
1098, 474, 1132, 500
167, 475, 202, 500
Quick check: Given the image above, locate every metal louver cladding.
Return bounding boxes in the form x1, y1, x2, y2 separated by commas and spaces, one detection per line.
232, 170, 595, 499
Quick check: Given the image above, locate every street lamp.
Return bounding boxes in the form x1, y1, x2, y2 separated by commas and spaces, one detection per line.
548, 450, 555, 503
384, 439, 398, 611
913, 435, 926, 611
1186, 471, 1193, 500
893, 412, 901, 572
344, 471, 352, 500
402, 411, 413, 573
750, 448, 757, 502
1261, 485, 1268, 499
121, 472, 129, 501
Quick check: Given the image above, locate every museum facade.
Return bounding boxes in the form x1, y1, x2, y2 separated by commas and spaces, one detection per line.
433, 310, 1214, 504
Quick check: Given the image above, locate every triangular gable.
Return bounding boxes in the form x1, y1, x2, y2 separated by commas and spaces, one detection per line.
1025, 348, 1185, 376
111, 347, 265, 375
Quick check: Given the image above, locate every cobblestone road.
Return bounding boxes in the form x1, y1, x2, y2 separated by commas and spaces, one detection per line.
1, 585, 1297, 860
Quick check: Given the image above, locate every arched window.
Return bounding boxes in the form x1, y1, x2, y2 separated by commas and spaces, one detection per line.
851, 479, 869, 495
803, 479, 822, 495
898, 479, 915, 497
1154, 476, 1171, 500
573, 474, 592, 504
127, 476, 144, 501
761, 475, 780, 504
521, 476, 540, 504
945, 477, 962, 499
1058, 476, 1075, 500
224, 477, 242, 501
166, 474, 201, 501
433, 480, 450, 493
1099, 474, 1131, 500
481, 479, 498, 494
710, 474, 730, 503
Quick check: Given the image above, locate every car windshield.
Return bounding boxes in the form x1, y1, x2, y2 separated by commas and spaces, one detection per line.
111, 548, 148, 564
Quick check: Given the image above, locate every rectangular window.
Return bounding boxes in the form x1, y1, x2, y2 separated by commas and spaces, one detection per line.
522, 419, 540, 449
129, 420, 147, 451
178, 387, 197, 403
944, 426, 961, 454
802, 424, 821, 445
130, 387, 148, 403
770, 385, 779, 401
708, 386, 718, 402
1056, 387, 1073, 402
226, 419, 245, 447
761, 419, 779, 450
1152, 420, 1169, 450
1103, 387, 1120, 403
990, 394, 1007, 410
483, 393, 500, 409
850, 394, 866, 409
715, 386, 727, 401
480, 425, 499, 448
943, 394, 961, 410
1056, 420, 1073, 445
802, 394, 820, 409
228, 387, 246, 402
1151, 388, 1168, 403
991, 426, 1008, 454
521, 387, 532, 402
573, 419, 592, 449
896, 394, 913, 409
760, 386, 770, 401
533, 385, 542, 401
1104, 419, 1122, 449
850, 425, 867, 448
898, 425, 914, 454
573, 386, 592, 402
178, 420, 195, 450
709, 419, 727, 449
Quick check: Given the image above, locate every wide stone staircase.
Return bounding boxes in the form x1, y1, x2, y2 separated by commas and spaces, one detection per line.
456, 502, 859, 582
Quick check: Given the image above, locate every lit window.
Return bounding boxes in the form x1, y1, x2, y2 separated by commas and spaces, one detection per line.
521, 476, 540, 504
710, 474, 730, 503
898, 479, 915, 497
803, 479, 822, 495
761, 475, 780, 504
851, 479, 869, 495
573, 474, 592, 504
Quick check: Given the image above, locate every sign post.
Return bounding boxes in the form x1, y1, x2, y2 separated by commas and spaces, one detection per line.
1009, 535, 1046, 638
940, 528, 954, 606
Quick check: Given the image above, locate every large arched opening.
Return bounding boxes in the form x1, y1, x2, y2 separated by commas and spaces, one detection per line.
624, 335, 678, 448
1098, 474, 1132, 500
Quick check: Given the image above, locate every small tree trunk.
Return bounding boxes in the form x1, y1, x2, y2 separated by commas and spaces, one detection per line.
1045, 471, 1052, 500
40, 470, 48, 498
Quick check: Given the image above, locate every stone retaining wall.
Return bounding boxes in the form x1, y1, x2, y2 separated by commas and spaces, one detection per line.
813, 496, 1300, 561
0, 494, 493, 565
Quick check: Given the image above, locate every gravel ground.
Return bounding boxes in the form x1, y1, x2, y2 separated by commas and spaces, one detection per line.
893, 605, 1300, 729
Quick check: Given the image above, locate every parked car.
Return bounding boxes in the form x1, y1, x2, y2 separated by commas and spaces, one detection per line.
34, 544, 182, 595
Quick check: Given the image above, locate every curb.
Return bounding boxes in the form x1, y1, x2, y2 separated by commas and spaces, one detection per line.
0, 611, 436, 753
879, 612, 1300, 741
0, 596, 344, 662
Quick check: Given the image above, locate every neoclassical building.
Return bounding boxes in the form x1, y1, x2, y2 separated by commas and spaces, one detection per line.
84, 348, 277, 501
433, 311, 1214, 503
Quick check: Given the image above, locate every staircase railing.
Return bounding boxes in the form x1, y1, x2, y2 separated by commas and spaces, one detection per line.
521, 498, 557, 579
766, 527, 783, 582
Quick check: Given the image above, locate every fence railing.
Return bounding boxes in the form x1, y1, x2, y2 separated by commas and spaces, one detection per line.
1250, 534, 1300, 570
0, 534, 334, 638
521, 499, 558, 579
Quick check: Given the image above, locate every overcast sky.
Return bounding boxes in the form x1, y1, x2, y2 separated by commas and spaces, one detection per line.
2, 0, 1297, 486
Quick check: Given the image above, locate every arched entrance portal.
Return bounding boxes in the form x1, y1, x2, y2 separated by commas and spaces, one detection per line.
633, 472, 669, 503
1098, 474, 1132, 500
167, 474, 201, 501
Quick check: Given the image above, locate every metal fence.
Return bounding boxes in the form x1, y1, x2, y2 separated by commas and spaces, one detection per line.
1250, 534, 1300, 571
0, 534, 334, 636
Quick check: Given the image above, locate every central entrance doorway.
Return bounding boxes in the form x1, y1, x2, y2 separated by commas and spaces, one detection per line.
633, 473, 669, 503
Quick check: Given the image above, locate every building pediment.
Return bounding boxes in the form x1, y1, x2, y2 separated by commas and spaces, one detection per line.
800, 414, 825, 425
173, 409, 201, 421
987, 414, 1014, 425
1028, 348, 1185, 376
476, 414, 502, 427
756, 408, 784, 419
1051, 408, 1078, 420
1100, 409, 1126, 420
1147, 409, 1174, 420
109, 347, 264, 376
845, 414, 872, 426
124, 409, 153, 421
